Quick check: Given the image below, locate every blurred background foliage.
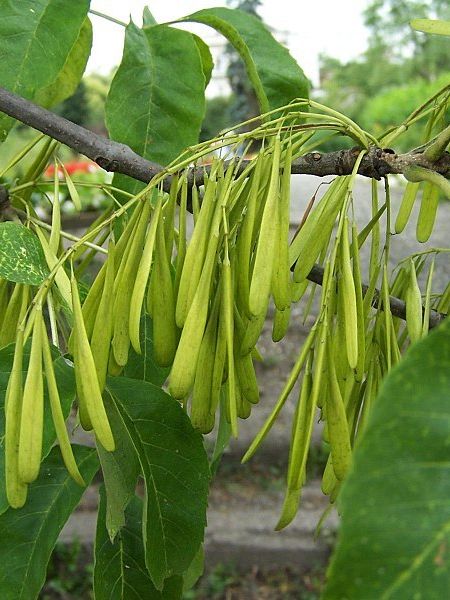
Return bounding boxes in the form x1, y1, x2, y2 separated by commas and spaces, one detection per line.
318, 0, 450, 151
202, 0, 450, 151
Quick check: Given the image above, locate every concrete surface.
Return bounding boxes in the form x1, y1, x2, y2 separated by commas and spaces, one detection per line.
60, 480, 338, 572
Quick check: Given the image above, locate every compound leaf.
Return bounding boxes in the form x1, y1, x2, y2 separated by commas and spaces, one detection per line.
0, 445, 99, 600
324, 318, 450, 599
182, 7, 309, 116
107, 377, 210, 590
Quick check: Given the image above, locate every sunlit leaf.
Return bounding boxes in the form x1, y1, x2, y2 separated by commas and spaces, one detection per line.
35, 17, 93, 108
0, 0, 90, 140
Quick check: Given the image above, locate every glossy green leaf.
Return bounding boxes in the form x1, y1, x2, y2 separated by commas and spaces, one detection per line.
0, 445, 99, 600
324, 317, 450, 599
107, 377, 210, 590
123, 315, 170, 386
98, 316, 169, 540
106, 22, 205, 195
35, 17, 93, 108
94, 485, 183, 599
0, 223, 49, 285
0, 343, 76, 514
97, 395, 141, 541
182, 7, 309, 116
0, 0, 90, 140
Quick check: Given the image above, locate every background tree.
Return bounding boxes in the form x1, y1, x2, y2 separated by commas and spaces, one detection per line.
319, 0, 450, 150
364, 0, 450, 80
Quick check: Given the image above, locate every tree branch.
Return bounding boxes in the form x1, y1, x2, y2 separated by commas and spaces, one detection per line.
0, 86, 447, 330
1, 86, 449, 188
0, 86, 161, 184
306, 265, 446, 330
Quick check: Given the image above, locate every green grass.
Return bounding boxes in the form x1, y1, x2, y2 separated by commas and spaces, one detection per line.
184, 562, 325, 599
40, 540, 93, 600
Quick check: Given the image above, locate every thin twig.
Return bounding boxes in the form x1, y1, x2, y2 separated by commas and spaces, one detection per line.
0, 86, 161, 184
0, 86, 449, 190
306, 264, 446, 330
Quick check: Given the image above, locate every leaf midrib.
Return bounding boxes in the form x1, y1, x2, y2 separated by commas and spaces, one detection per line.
380, 517, 450, 599
109, 391, 169, 579
14, 1, 53, 94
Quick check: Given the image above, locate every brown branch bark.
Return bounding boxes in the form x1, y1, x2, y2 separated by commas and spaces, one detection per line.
1, 86, 449, 188
0, 85, 447, 330
306, 265, 446, 330
0, 86, 161, 184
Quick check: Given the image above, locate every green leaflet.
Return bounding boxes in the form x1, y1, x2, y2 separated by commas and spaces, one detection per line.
0, 0, 90, 140
192, 34, 214, 88
410, 18, 450, 37
210, 394, 232, 476
107, 377, 210, 590
97, 395, 141, 542
324, 317, 450, 599
100, 312, 178, 538
0, 223, 49, 285
182, 545, 205, 593
142, 6, 158, 27
94, 485, 183, 599
106, 22, 206, 195
182, 7, 309, 116
34, 17, 93, 108
142, 11, 214, 89
0, 446, 99, 600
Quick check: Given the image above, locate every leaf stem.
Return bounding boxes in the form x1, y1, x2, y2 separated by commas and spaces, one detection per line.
89, 9, 127, 27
